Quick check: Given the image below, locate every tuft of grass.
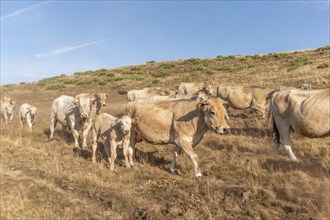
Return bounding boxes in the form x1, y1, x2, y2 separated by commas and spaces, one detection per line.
75, 79, 93, 85
45, 83, 66, 90
287, 57, 312, 71
98, 80, 107, 85
152, 70, 171, 78
317, 62, 329, 69
63, 79, 75, 85
216, 65, 245, 73
183, 58, 202, 65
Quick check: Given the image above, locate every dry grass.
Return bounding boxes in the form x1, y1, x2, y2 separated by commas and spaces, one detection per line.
1, 47, 329, 219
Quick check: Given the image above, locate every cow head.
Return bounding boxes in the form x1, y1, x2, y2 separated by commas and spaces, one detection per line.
192, 91, 209, 101
116, 115, 133, 135
94, 93, 108, 107
217, 85, 229, 99
28, 106, 37, 120
202, 82, 214, 96
197, 97, 230, 134
74, 97, 97, 120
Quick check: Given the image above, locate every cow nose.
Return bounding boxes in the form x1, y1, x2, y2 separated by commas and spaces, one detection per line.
81, 114, 88, 118
223, 127, 230, 134
124, 130, 129, 134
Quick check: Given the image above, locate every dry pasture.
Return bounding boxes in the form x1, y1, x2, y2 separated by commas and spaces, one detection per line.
0, 48, 329, 219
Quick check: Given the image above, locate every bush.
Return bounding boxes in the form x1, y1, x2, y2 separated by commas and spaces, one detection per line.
160, 63, 175, 69
216, 65, 245, 73
317, 62, 329, 69
63, 79, 75, 84
75, 79, 93, 85
98, 80, 107, 85
146, 60, 156, 64
316, 45, 330, 52
287, 57, 312, 71
45, 83, 66, 90
152, 79, 160, 84
152, 70, 171, 78
183, 58, 202, 65
205, 71, 214, 75
19, 82, 26, 85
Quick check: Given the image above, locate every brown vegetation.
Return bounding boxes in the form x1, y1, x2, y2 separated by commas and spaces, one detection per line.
1, 47, 329, 219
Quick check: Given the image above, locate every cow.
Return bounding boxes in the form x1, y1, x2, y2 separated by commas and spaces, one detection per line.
125, 97, 230, 179
177, 82, 214, 96
126, 87, 175, 102
147, 90, 210, 102
270, 88, 330, 161
19, 103, 37, 131
49, 94, 97, 149
217, 85, 275, 118
1, 96, 15, 124
91, 113, 134, 171
75, 93, 108, 114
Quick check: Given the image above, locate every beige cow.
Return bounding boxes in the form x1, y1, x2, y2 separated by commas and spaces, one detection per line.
126, 87, 175, 102
1, 96, 15, 124
271, 88, 330, 161
217, 85, 275, 118
19, 103, 37, 131
92, 113, 134, 171
125, 97, 230, 179
49, 94, 97, 149
177, 82, 214, 96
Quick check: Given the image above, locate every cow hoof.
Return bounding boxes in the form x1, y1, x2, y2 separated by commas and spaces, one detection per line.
196, 176, 204, 182
170, 169, 180, 175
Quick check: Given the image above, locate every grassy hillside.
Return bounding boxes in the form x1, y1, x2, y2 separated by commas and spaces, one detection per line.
0, 46, 329, 219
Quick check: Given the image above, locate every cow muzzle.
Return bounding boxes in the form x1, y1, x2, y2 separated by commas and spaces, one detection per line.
216, 126, 230, 134
123, 129, 129, 135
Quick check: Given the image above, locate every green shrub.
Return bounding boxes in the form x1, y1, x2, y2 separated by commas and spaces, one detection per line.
287, 57, 312, 71
146, 60, 156, 64
131, 66, 143, 71
183, 58, 202, 65
75, 79, 93, 85
106, 72, 115, 77
317, 62, 329, 69
152, 70, 171, 78
205, 70, 214, 75
216, 65, 245, 73
63, 79, 75, 84
45, 83, 66, 90
152, 79, 160, 84
19, 82, 26, 85
160, 63, 175, 69
98, 80, 107, 85
316, 45, 330, 51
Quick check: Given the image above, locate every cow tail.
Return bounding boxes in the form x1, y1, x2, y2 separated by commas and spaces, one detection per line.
272, 116, 280, 144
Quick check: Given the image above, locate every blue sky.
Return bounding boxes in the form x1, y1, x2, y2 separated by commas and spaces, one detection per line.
1, 1, 329, 85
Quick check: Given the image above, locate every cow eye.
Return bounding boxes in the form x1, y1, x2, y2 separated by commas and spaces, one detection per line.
210, 110, 216, 115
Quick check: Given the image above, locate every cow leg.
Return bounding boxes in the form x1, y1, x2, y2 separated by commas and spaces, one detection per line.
123, 138, 132, 168
170, 145, 183, 174
49, 115, 57, 139
82, 123, 93, 149
284, 145, 299, 162
109, 140, 117, 171
177, 140, 202, 177
26, 115, 32, 132
9, 113, 13, 123
273, 115, 298, 161
19, 112, 23, 127
70, 122, 80, 149
127, 130, 138, 167
91, 128, 98, 163
4, 114, 9, 124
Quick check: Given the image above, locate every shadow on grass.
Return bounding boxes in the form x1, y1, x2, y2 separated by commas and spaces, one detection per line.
261, 158, 329, 178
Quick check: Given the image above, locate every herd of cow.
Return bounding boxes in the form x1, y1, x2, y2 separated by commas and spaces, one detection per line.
0, 82, 329, 179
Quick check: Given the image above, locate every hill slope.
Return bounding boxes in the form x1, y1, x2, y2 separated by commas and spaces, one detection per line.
0, 46, 329, 219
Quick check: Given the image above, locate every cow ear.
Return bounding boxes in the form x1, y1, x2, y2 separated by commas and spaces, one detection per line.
131, 118, 137, 124
196, 102, 209, 112
94, 93, 99, 98
10, 100, 15, 105
73, 99, 80, 106
90, 98, 97, 105
106, 93, 108, 97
